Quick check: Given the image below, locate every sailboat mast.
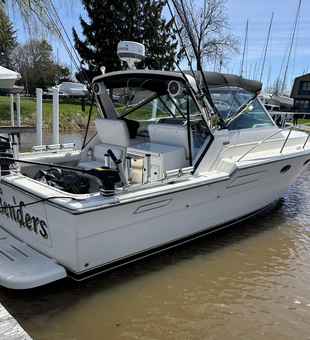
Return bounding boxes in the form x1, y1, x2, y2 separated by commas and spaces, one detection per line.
260, 12, 274, 82
240, 20, 248, 77
281, 0, 301, 94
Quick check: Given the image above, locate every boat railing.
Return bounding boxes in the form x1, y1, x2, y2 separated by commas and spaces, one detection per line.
237, 123, 310, 163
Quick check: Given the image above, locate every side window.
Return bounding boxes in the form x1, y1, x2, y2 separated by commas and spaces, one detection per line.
227, 99, 274, 130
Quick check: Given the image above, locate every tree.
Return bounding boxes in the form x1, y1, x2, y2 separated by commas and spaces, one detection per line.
0, 8, 18, 68
54, 65, 72, 84
268, 77, 283, 96
0, 0, 76, 38
72, 0, 179, 81
172, 0, 239, 70
12, 39, 63, 95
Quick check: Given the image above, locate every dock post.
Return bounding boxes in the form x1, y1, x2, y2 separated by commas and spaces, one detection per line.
53, 87, 59, 144
10, 94, 14, 126
17, 93, 21, 127
36, 88, 43, 146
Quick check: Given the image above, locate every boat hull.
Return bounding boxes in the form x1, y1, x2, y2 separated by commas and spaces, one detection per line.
0, 78, 18, 94
0, 152, 308, 285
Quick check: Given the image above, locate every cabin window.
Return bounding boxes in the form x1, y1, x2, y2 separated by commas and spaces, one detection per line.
226, 99, 275, 130
209, 86, 274, 130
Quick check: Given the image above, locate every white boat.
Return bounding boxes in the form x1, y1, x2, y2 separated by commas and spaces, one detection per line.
9, 85, 24, 95
0, 66, 22, 95
0, 42, 310, 290
57, 82, 88, 98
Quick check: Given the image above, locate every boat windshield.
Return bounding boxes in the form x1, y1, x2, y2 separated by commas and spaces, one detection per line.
111, 87, 199, 120
209, 86, 274, 130
108, 86, 210, 147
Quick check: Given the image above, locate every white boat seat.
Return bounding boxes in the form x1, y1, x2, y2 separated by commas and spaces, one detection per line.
148, 123, 194, 159
95, 118, 142, 147
79, 119, 146, 170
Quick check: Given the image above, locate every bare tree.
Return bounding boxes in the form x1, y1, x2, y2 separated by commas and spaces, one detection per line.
12, 39, 60, 95
0, 0, 75, 38
269, 77, 283, 96
172, 0, 240, 70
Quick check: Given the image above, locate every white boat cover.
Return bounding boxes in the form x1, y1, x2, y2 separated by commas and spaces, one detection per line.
0, 227, 66, 289
58, 82, 88, 96
0, 66, 21, 80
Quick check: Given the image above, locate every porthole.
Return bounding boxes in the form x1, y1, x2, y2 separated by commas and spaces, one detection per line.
303, 159, 310, 166
280, 165, 291, 174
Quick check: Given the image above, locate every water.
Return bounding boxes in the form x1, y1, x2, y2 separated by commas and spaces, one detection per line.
1, 132, 310, 340
17, 130, 96, 152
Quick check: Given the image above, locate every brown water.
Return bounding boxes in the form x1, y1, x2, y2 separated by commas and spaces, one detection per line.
1, 132, 310, 340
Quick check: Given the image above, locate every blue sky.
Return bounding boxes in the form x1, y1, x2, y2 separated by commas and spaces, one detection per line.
11, 0, 310, 92
224, 0, 309, 91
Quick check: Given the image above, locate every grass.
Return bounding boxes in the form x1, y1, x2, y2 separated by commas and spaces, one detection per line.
0, 96, 100, 129
296, 119, 310, 124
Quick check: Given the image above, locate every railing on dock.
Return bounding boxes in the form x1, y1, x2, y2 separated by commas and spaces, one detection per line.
9, 87, 60, 148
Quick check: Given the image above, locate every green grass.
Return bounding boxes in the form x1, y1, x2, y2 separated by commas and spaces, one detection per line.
296, 119, 310, 124
0, 96, 100, 129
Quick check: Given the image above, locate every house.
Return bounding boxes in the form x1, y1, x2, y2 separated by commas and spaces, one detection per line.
290, 73, 310, 113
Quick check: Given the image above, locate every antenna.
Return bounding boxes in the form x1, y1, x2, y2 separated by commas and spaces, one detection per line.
117, 41, 145, 70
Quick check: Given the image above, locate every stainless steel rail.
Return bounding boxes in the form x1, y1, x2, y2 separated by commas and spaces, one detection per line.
237, 123, 310, 163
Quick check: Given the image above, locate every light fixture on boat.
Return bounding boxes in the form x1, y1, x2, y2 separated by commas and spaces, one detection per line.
168, 81, 184, 96
93, 82, 106, 95
117, 41, 145, 70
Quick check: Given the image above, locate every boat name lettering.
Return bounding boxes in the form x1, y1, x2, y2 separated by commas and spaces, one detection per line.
0, 198, 49, 239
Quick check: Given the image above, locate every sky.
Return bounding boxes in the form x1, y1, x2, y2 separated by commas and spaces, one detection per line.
10, 0, 310, 92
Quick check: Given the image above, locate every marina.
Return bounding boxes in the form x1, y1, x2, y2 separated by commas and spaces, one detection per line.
1, 0, 310, 338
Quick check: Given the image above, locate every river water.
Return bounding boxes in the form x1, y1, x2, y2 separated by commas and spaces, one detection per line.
1, 131, 310, 340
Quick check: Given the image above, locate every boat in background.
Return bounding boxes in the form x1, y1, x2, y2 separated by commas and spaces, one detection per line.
0, 42, 310, 290
9, 85, 24, 95
57, 82, 88, 98
0, 66, 22, 95
259, 93, 294, 127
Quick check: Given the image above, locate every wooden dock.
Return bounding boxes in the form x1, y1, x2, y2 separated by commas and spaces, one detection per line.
0, 303, 32, 340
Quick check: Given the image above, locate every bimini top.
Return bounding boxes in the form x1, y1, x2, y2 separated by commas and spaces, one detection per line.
93, 70, 192, 93
183, 70, 262, 95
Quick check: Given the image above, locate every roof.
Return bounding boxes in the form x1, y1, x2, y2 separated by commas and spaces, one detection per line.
93, 70, 189, 93
183, 70, 262, 95
293, 72, 310, 81
92, 69, 262, 96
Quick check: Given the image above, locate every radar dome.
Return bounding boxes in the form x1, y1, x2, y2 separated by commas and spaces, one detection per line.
117, 41, 145, 69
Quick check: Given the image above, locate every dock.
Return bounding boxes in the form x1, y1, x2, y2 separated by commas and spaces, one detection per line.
0, 303, 32, 340
0, 127, 36, 134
